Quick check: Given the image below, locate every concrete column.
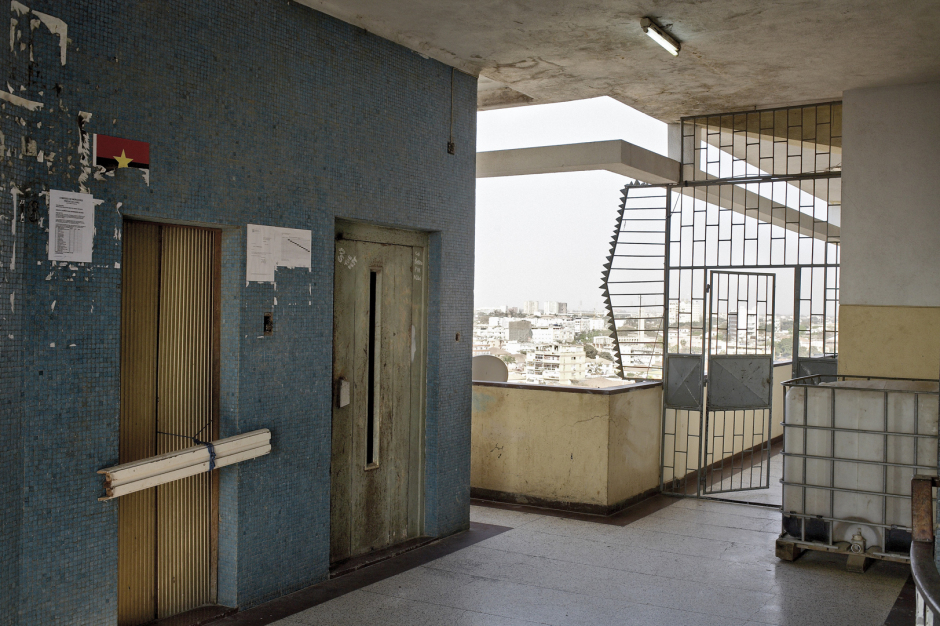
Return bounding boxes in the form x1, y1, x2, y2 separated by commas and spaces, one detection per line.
667, 123, 682, 162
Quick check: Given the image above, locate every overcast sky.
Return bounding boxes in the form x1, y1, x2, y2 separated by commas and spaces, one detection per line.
474, 97, 667, 312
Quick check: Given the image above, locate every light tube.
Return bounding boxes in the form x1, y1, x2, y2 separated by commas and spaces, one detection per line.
97, 429, 272, 501
641, 17, 680, 56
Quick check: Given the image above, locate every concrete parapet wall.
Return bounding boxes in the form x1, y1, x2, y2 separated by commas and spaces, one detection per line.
470, 382, 663, 514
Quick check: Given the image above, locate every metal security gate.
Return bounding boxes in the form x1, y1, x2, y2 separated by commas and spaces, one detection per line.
119, 221, 220, 625
702, 271, 775, 494
604, 102, 843, 501
660, 272, 775, 496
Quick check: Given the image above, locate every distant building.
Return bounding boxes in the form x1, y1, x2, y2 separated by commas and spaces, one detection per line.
593, 336, 615, 350
507, 320, 532, 342
525, 344, 585, 384
472, 341, 492, 357
541, 301, 567, 315
570, 317, 595, 332
531, 326, 574, 343
589, 317, 609, 331
523, 300, 540, 315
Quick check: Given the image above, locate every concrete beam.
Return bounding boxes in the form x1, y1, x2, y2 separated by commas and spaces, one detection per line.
476, 140, 680, 185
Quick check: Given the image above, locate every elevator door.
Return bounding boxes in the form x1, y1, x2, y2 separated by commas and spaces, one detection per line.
119, 221, 220, 625
330, 222, 427, 564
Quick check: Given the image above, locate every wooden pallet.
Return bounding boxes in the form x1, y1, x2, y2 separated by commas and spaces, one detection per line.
775, 535, 909, 573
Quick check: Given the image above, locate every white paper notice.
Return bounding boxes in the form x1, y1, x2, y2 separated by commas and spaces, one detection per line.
247, 225, 312, 282
246, 224, 275, 282
49, 190, 95, 263
275, 227, 311, 269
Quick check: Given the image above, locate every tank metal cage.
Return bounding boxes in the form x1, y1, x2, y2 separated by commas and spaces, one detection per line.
778, 375, 939, 562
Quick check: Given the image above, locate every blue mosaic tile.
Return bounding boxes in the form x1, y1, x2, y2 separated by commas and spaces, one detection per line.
0, 0, 475, 622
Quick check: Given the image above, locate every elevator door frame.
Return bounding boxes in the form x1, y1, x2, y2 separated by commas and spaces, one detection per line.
118, 219, 221, 625
330, 219, 429, 564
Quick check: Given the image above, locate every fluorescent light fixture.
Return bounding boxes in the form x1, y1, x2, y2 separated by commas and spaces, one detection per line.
641, 17, 680, 56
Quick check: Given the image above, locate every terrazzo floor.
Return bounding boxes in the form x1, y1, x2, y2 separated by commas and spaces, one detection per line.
270, 460, 908, 626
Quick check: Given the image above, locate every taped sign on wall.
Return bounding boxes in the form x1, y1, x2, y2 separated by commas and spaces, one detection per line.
93, 134, 150, 174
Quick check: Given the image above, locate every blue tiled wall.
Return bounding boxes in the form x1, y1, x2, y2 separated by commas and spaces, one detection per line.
0, 0, 475, 622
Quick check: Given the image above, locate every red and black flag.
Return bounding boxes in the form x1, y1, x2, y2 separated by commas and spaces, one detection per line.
93, 134, 150, 171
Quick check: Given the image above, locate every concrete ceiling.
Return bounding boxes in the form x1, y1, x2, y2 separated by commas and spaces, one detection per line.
295, 0, 940, 122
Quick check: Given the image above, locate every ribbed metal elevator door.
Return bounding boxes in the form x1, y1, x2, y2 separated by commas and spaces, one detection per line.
119, 221, 220, 625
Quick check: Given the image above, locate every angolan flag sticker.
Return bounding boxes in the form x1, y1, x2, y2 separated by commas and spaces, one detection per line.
93, 134, 149, 172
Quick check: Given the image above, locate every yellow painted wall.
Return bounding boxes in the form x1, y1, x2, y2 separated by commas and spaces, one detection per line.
839, 305, 940, 380
606, 387, 663, 506
471, 385, 612, 506
472, 368, 788, 510
471, 384, 663, 508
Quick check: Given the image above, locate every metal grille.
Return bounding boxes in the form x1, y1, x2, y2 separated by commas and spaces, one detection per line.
602, 184, 667, 380
677, 102, 842, 378
604, 102, 843, 499
702, 272, 775, 494
681, 103, 842, 182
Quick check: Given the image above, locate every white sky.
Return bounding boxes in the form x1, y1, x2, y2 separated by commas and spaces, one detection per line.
474, 97, 667, 313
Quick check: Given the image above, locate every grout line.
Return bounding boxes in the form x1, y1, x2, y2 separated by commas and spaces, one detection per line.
405, 562, 770, 624
205, 522, 512, 626
438, 542, 781, 599
356, 588, 555, 626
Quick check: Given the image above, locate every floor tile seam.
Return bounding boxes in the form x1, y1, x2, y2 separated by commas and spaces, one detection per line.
653, 503, 782, 517
405, 566, 770, 624
520, 526, 787, 566
650, 504, 782, 521
419, 559, 779, 616
630, 528, 777, 547
520, 526, 756, 561
668, 502, 783, 521
525, 524, 770, 554
759, 577, 912, 602
356, 587, 555, 625
470, 515, 545, 530
631, 519, 782, 540
476, 540, 781, 579
639, 516, 781, 534
463, 541, 785, 593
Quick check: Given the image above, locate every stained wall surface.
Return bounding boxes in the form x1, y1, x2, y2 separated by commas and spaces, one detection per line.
470, 383, 663, 511
0, 1, 475, 623
840, 82, 940, 380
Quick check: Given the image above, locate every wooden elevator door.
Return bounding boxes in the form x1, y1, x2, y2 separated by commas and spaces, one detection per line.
118, 221, 220, 625
330, 231, 426, 564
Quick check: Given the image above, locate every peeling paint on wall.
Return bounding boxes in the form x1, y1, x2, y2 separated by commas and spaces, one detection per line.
76, 112, 92, 193
10, 184, 19, 235
0, 90, 42, 111
31, 11, 66, 65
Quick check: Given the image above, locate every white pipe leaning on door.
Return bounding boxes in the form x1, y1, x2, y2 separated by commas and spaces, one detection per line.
97, 429, 271, 501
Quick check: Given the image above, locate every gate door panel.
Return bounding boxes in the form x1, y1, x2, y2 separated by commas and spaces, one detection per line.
664, 354, 704, 409
707, 356, 773, 410
703, 271, 775, 494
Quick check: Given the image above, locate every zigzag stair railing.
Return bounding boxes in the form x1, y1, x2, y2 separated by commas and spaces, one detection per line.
601, 183, 669, 381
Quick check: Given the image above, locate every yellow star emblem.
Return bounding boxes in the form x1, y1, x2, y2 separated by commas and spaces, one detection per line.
114, 149, 133, 168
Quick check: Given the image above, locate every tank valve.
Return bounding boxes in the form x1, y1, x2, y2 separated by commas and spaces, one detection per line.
849, 528, 866, 554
